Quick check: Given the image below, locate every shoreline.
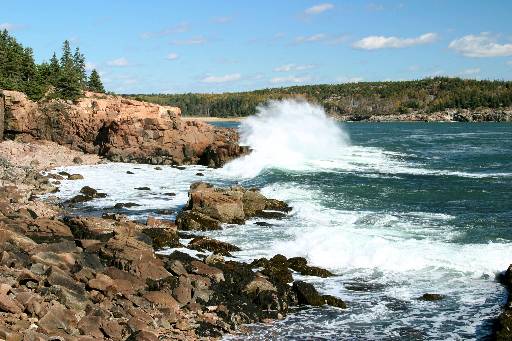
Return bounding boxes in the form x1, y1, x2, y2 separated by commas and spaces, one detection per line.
182, 116, 245, 122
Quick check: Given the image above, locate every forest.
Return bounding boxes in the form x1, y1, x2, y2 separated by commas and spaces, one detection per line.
0, 29, 104, 101
129, 78, 512, 117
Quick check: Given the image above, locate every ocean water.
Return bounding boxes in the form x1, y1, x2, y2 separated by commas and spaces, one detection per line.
49, 100, 512, 340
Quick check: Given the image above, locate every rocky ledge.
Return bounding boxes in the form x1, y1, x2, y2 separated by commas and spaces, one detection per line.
176, 182, 291, 231
1, 90, 248, 167
0, 147, 347, 340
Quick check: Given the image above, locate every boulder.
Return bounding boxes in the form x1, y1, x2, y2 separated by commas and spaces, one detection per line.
176, 183, 291, 231
292, 281, 346, 309
188, 236, 241, 256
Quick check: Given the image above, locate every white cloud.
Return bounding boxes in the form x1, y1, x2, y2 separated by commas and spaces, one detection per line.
166, 53, 179, 60
0, 23, 25, 31
201, 73, 241, 83
107, 57, 130, 67
141, 23, 189, 39
273, 64, 316, 72
353, 32, 437, 50
461, 67, 480, 75
171, 36, 207, 45
448, 33, 512, 57
294, 33, 326, 44
304, 3, 334, 15
270, 75, 311, 84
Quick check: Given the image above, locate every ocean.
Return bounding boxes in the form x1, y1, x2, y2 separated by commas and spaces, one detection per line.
50, 100, 512, 340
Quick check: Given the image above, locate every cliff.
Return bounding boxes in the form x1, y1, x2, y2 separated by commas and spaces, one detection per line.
0, 90, 248, 167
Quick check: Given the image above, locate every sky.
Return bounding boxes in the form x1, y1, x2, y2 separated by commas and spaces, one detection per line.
1, 0, 512, 94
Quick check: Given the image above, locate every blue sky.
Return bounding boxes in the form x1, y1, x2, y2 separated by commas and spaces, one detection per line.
2, 0, 512, 93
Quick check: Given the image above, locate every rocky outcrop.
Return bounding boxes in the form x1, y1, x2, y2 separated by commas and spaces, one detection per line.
176, 182, 292, 231
334, 108, 512, 122
1, 90, 248, 167
495, 265, 512, 340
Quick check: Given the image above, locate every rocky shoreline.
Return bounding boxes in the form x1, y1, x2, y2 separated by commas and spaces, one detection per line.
332, 107, 512, 122
0, 141, 351, 340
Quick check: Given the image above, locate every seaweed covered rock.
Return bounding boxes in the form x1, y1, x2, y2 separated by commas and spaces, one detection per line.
176, 182, 291, 231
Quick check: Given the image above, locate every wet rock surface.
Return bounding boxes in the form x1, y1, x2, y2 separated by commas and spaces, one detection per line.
176, 182, 292, 231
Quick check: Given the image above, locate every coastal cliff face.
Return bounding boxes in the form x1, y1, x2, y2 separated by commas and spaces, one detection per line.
1, 90, 247, 167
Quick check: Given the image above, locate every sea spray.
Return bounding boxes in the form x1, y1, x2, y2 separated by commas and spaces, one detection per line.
220, 99, 350, 178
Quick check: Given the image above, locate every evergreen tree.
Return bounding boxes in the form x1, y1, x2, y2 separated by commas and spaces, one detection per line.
73, 47, 86, 86
48, 52, 61, 87
56, 40, 82, 100
87, 69, 105, 93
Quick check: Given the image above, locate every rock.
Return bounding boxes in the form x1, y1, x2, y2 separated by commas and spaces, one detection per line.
127, 171, 135, 174
244, 276, 277, 295
72, 156, 83, 164
418, 293, 444, 301
176, 183, 290, 231
142, 227, 180, 249
188, 236, 241, 256
143, 290, 180, 311
126, 330, 159, 341
259, 255, 293, 285
68, 174, 84, 180
292, 281, 346, 308
135, 187, 150, 191
196, 172, 204, 176
164, 192, 176, 196
288, 257, 334, 278
175, 211, 222, 231
113, 202, 140, 209
88, 273, 115, 292
0, 293, 23, 313
3, 90, 247, 167
38, 304, 78, 334
190, 261, 225, 283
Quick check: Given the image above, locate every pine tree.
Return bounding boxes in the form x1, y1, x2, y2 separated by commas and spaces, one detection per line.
48, 52, 61, 87
56, 40, 82, 100
73, 47, 86, 86
87, 69, 105, 93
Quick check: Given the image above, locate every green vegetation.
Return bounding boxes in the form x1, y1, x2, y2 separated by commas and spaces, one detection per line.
0, 30, 104, 101
129, 78, 512, 118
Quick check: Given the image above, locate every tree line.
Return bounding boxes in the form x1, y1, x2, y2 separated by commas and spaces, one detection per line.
0, 29, 105, 101
129, 77, 512, 117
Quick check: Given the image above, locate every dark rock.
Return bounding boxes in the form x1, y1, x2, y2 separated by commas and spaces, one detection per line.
418, 293, 445, 301
68, 174, 84, 180
113, 202, 141, 209
135, 187, 150, 191
127, 171, 135, 174
288, 257, 334, 278
188, 236, 241, 256
164, 192, 176, 196
255, 221, 272, 227
196, 172, 204, 176
292, 281, 346, 308
142, 227, 180, 249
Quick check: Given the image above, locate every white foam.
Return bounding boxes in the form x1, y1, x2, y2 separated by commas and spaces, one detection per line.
218, 100, 511, 179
